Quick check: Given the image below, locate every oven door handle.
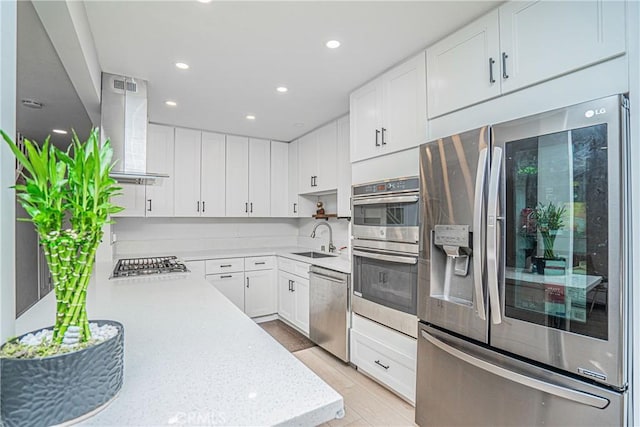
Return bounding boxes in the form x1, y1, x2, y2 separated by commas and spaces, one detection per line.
353, 250, 418, 265
353, 195, 419, 206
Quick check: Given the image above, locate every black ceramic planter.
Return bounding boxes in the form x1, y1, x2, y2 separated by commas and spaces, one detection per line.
1, 320, 124, 427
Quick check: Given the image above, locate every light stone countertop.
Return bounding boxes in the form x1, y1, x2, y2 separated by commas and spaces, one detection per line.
118, 246, 352, 274
15, 262, 345, 426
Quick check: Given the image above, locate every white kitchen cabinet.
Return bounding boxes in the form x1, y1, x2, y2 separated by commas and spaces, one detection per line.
270, 141, 289, 217
174, 128, 226, 217
248, 138, 271, 217
278, 271, 296, 321
498, 0, 625, 95
174, 128, 202, 216
427, 1, 626, 118
350, 51, 427, 162
292, 276, 310, 334
207, 272, 245, 311
225, 135, 249, 216
277, 257, 311, 335
145, 124, 175, 217
226, 136, 271, 217
200, 132, 226, 217
336, 115, 351, 217
244, 269, 277, 317
297, 132, 317, 194
426, 10, 500, 119
111, 124, 175, 218
185, 260, 206, 279
287, 140, 299, 217
298, 122, 338, 194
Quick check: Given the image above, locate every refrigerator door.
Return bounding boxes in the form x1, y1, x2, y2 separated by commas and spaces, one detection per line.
489, 95, 628, 389
416, 324, 625, 427
418, 127, 490, 343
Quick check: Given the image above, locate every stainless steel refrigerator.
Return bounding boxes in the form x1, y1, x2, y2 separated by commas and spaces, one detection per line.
416, 94, 630, 426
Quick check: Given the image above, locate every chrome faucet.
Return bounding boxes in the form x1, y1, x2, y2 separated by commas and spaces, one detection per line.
311, 222, 336, 253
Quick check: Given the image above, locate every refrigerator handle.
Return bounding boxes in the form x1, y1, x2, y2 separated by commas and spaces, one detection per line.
486, 146, 503, 324
421, 330, 610, 409
473, 147, 488, 321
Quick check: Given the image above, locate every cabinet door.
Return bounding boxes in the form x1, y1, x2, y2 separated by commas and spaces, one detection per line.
297, 132, 317, 194
225, 135, 249, 217
315, 121, 338, 192
383, 51, 427, 152
207, 273, 245, 311
174, 128, 202, 216
245, 269, 277, 317
248, 138, 271, 217
270, 141, 289, 217
287, 140, 299, 217
336, 115, 352, 218
426, 9, 500, 118
146, 124, 175, 217
350, 79, 383, 162
200, 132, 226, 217
292, 277, 310, 334
499, 1, 625, 94
111, 183, 146, 217
278, 271, 295, 322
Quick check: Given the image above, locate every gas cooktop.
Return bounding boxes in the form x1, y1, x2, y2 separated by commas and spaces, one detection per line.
111, 256, 189, 278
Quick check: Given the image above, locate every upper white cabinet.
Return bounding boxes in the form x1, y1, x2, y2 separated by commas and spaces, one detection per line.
427, 1, 626, 118
336, 115, 351, 217
350, 51, 427, 162
174, 128, 226, 217
287, 140, 299, 217
298, 121, 338, 194
226, 137, 271, 217
112, 124, 175, 217
270, 141, 289, 217
426, 10, 501, 119
498, 0, 625, 95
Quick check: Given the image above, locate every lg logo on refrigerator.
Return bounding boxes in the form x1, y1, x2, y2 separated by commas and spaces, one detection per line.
584, 108, 606, 118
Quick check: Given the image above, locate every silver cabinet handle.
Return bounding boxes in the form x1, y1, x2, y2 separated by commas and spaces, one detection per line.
375, 129, 381, 147
246, 277, 249, 288
197, 201, 200, 212
502, 52, 509, 79
147, 199, 152, 212
352, 249, 417, 265
220, 275, 232, 279
245, 202, 248, 213
374, 360, 390, 370
421, 330, 609, 409
353, 194, 419, 206
486, 146, 503, 324
254, 261, 266, 265
381, 127, 387, 145
291, 280, 295, 292
310, 176, 314, 187
220, 264, 232, 268
473, 147, 488, 321
489, 57, 496, 84
250, 202, 253, 213
293, 203, 297, 213
288, 279, 292, 292
202, 201, 205, 213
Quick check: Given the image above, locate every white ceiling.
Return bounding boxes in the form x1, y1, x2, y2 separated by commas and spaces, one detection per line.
17, 1, 92, 148
84, 1, 501, 142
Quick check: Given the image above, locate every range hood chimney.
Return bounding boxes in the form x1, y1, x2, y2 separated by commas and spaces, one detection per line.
101, 72, 168, 184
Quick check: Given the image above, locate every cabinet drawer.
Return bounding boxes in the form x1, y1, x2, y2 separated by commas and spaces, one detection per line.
244, 256, 275, 271
206, 273, 245, 311
278, 256, 310, 278
350, 328, 417, 404
205, 258, 244, 274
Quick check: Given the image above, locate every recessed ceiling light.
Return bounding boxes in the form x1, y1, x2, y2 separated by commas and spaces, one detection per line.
165, 100, 177, 107
276, 86, 288, 93
326, 40, 341, 49
197, 0, 212, 3
175, 62, 189, 70
52, 129, 67, 135
246, 115, 256, 120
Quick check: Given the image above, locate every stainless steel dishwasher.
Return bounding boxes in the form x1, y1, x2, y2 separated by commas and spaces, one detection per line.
309, 265, 350, 362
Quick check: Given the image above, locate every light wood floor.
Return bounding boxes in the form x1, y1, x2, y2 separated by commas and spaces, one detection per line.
294, 346, 417, 427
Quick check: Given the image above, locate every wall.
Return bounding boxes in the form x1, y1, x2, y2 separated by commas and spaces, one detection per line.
112, 217, 301, 256
0, 0, 16, 343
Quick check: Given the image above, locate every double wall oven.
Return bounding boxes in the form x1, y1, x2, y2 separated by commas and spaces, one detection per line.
351, 177, 420, 338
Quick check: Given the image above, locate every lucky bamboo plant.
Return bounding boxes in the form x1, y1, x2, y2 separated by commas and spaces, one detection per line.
2, 128, 122, 345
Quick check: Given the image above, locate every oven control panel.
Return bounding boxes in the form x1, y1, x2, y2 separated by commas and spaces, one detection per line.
353, 177, 419, 196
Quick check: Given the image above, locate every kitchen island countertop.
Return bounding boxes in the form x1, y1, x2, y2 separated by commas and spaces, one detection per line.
15, 262, 344, 426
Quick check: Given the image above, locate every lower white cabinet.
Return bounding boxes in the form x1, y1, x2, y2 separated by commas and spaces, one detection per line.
278, 257, 311, 335
245, 269, 277, 317
207, 272, 245, 311
350, 314, 417, 404
185, 260, 205, 279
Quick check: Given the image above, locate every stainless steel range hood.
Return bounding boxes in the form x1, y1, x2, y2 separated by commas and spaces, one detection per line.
101, 72, 168, 184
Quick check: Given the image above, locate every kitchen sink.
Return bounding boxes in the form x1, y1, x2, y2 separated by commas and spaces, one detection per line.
292, 251, 336, 259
